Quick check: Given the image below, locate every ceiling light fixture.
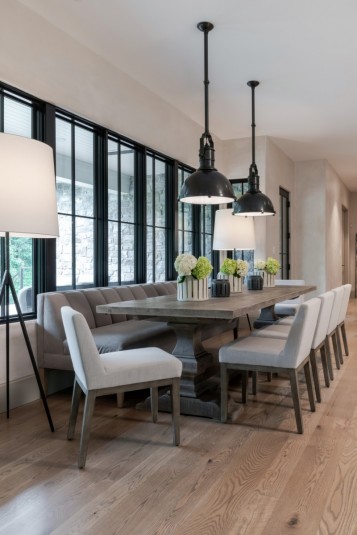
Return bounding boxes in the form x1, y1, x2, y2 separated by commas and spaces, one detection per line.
179, 22, 235, 205
233, 81, 276, 216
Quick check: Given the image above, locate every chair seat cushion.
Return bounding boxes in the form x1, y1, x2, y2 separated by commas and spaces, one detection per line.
275, 303, 300, 316
252, 324, 290, 339
277, 317, 294, 325
95, 347, 182, 389
219, 336, 286, 367
64, 319, 175, 355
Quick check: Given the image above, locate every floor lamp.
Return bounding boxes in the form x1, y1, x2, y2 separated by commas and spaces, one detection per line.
0, 134, 59, 431
213, 208, 256, 330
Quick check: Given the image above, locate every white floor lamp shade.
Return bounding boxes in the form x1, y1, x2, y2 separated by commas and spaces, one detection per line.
213, 208, 255, 250
0, 133, 59, 238
0, 133, 59, 431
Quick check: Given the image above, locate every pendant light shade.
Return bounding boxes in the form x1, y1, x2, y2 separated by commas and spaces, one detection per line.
179, 22, 235, 205
233, 81, 275, 216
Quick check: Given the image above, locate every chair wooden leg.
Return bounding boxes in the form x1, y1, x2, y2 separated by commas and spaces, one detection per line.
246, 314, 252, 331
332, 332, 341, 369
221, 364, 229, 423
78, 391, 96, 469
325, 336, 334, 381
151, 387, 158, 423
266, 373, 272, 382
336, 328, 344, 365
320, 345, 330, 388
341, 322, 349, 356
233, 318, 240, 339
309, 349, 321, 403
289, 369, 303, 434
171, 379, 180, 446
242, 370, 248, 403
252, 371, 257, 395
304, 361, 316, 412
116, 392, 125, 408
68, 379, 82, 440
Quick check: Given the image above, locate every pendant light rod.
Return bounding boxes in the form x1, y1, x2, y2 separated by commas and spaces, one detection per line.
198, 22, 214, 135
248, 80, 259, 171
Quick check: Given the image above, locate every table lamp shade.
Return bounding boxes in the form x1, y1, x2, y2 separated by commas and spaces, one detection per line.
213, 208, 255, 250
0, 133, 59, 238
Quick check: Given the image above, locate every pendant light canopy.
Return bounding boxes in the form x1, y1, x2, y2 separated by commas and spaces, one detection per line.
179, 22, 235, 205
233, 81, 276, 216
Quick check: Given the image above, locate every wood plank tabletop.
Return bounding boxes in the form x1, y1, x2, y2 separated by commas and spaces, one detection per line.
97, 285, 316, 321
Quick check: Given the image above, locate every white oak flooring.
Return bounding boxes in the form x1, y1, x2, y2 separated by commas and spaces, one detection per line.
1, 306, 357, 534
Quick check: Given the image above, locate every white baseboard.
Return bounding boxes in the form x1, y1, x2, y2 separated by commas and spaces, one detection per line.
0, 375, 39, 414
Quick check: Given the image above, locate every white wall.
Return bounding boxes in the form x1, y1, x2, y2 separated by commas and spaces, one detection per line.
295, 160, 350, 296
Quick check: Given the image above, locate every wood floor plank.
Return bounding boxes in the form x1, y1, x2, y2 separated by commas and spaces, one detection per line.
0, 303, 357, 534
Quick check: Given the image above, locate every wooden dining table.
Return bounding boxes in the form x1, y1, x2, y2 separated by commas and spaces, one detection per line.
97, 284, 315, 418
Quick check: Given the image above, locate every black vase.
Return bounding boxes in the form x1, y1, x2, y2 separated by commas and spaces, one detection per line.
211, 279, 231, 297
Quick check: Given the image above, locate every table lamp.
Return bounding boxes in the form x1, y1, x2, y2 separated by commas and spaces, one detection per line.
213, 208, 256, 251
0, 133, 59, 431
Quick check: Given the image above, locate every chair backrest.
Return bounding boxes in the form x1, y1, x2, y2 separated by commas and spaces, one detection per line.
275, 279, 306, 304
312, 291, 335, 349
327, 286, 345, 335
282, 298, 321, 367
337, 283, 352, 325
61, 306, 105, 390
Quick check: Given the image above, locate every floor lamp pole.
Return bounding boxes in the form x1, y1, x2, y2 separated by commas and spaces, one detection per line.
0, 232, 54, 432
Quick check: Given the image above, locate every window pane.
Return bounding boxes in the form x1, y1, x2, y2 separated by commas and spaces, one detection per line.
56, 214, 73, 287
121, 223, 135, 283
10, 238, 33, 314
108, 139, 119, 221
146, 155, 153, 226
75, 127, 94, 217
4, 98, 32, 138
155, 160, 166, 227
108, 220, 119, 284
75, 217, 94, 286
155, 228, 166, 281
121, 147, 135, 223
146, 226, 153, 283
56, 119, 72, 214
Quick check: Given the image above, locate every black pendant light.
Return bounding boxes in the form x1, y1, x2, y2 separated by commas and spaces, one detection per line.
233, 81, 275, 216
179, 22, 235, 205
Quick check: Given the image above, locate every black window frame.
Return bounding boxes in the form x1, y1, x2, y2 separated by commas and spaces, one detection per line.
0, 80, 214, 317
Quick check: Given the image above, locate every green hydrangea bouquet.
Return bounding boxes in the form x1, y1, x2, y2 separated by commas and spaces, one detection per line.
220, 258, 249, 278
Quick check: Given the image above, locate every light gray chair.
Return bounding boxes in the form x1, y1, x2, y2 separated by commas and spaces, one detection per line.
325, 286, 345, 379
336, 283, 352, 357
274, 279, 305, 317
61, 306, 182, 468
251, 291, 335, 402
219, 298, 321, 433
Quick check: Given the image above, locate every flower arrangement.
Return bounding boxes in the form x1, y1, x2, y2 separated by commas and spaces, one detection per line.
220, 258, 249, 278
254, 257, 280, 275
174, 254, 213, 283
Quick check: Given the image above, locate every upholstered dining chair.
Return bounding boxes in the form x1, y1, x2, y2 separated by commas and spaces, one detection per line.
219, 298, 321, 433
336, 283, 352, 357
325, 286, 345, 379
274, 279, 305, 317
61, 306, 182, 468
250, 291, 335, 402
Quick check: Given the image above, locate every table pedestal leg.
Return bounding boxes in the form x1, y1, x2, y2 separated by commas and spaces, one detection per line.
253, 305, 279, 329
137, 322, 222, 418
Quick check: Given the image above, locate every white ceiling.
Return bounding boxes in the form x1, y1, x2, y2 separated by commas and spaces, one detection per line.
19, 0, 357, 190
